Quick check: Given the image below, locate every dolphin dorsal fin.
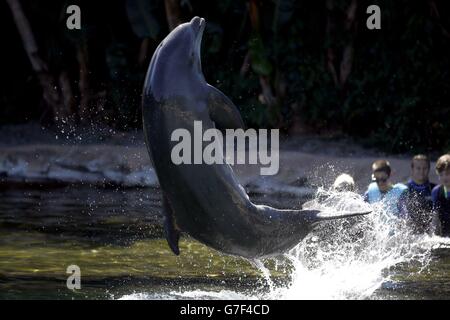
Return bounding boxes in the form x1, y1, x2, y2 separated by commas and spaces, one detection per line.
207, 84, 245, 131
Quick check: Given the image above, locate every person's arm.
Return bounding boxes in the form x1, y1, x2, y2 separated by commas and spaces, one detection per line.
363, 191, 369, 203
431, 188, 442, 236
430, 210, 442, 236
397, 190, 408, 219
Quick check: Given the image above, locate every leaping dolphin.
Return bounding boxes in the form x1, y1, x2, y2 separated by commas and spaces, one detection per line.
142, 17, 370, 259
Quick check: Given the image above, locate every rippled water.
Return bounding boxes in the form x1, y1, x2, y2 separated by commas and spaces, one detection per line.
1, 185, 450, 300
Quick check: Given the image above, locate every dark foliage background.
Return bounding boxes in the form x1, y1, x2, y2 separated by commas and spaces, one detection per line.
1, 0, 449, 153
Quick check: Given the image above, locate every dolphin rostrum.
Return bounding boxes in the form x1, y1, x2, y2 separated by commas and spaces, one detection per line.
142, 17, 370, 259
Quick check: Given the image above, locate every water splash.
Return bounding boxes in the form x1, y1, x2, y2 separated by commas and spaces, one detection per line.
259, 188, 437, 299
120, 187, 443, 300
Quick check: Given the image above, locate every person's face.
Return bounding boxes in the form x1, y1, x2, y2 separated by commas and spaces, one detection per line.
438, 169, 450, 188
411, 160, 429, 184
373, 171, 390, 191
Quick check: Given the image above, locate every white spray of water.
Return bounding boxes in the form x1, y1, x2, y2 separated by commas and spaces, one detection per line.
262, 189, 420, 299
120, 187, 446, 300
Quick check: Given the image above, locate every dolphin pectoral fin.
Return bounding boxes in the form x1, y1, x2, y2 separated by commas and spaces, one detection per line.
164, 217, 180, 256
207, 84, 245, 131
162, 196, 180, 255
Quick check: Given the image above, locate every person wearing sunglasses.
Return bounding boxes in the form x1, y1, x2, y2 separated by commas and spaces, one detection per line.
364, 159, 407, 217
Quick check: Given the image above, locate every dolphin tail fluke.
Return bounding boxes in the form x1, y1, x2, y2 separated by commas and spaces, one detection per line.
257, 205, 371, 226
162, 195, 180, 255
303, 209, 372, 223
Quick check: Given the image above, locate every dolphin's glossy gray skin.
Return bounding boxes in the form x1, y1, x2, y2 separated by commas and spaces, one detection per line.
142, 17, 370, 259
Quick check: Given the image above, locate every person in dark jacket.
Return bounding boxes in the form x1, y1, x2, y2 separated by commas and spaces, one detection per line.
398, 155, 435, 234
432, 154, 450, 237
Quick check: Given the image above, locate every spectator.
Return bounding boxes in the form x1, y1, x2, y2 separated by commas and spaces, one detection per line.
364, 159, 407, 216
398, 155, 435, 234
432, 154, 450, 237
